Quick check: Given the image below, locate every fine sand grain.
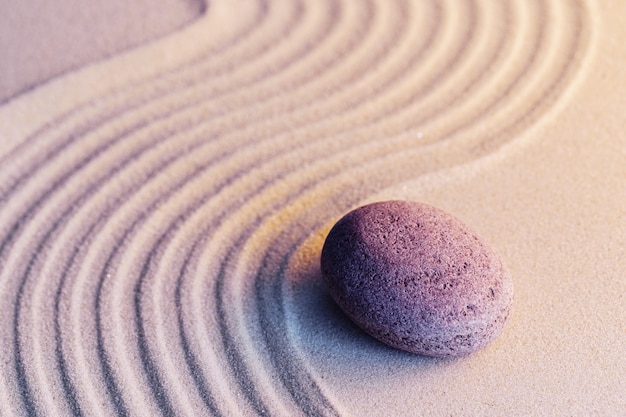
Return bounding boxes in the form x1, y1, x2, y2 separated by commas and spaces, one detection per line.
0, 1, 625, 416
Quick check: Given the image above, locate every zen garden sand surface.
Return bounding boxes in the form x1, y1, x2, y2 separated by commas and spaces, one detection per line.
0, 1, 624, 416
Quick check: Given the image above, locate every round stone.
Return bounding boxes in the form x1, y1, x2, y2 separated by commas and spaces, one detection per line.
320, 200, 513, 357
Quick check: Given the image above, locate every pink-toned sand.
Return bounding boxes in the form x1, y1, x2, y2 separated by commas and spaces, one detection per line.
1, 1, 624, 416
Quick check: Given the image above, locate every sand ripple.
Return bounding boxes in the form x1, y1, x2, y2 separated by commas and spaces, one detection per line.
0, 0, 592, 415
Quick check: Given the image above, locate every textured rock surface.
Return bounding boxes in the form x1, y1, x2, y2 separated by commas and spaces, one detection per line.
321, 200, 513, 357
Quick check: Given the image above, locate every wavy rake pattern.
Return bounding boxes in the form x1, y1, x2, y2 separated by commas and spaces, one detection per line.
0, 0, 592, 415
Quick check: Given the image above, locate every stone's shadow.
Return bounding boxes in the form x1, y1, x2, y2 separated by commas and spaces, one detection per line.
284, 256, 459, 380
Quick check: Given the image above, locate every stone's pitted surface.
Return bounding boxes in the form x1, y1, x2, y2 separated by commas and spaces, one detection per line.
321, 200, 513, 357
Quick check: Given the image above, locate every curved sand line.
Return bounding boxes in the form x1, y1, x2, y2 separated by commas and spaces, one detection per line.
0, 0, 593, 415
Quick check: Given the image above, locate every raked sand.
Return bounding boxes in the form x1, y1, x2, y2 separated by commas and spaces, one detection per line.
0, 1, 625, 416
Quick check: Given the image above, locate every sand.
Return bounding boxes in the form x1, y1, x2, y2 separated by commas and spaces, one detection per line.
0, 1, 624, 416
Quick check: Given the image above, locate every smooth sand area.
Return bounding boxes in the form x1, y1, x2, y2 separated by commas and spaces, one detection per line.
0, 0, 202, 102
